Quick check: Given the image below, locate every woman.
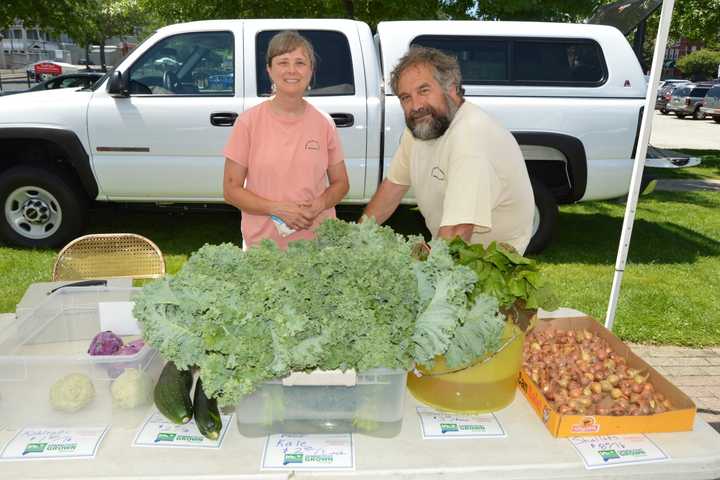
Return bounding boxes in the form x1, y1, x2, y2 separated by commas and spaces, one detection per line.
223, 31, 349, 249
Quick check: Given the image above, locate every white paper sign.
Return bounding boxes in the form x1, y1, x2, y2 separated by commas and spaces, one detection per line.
261, 433, 355, 471
570, 434, 670, 469
98, 301, 140, 335
417, 406, 506, 439
0, 426, 109, 461
133, 411, 232, 449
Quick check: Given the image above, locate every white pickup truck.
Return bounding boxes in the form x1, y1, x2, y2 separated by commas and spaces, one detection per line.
0, 19, 647, 252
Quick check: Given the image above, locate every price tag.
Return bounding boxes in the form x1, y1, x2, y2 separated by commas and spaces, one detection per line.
261, 433, 355, 471
0, 426, 109, 461
132, 411, 232, 449
417, 406, 506, 439
569, 434, 670, 469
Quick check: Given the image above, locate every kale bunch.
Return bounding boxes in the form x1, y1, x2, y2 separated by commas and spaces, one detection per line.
133, 219, 422, 406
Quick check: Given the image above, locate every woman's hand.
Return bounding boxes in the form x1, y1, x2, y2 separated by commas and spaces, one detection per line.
273, 202, 313, 231
299, 198, 326, 224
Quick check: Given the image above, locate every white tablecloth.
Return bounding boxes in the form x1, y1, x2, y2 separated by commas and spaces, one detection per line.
2, 390, 719, 479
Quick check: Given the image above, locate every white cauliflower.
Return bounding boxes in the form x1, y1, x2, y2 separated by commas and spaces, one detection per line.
49, 373, 95, 412
111, 368, 153, 409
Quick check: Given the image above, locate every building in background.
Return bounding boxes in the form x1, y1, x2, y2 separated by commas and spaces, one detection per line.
1, 20, 136, 71
663, 37, 704, 78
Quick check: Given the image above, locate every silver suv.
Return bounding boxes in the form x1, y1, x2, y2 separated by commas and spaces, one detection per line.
700, 84, 720, 123
667, 84, 711, 119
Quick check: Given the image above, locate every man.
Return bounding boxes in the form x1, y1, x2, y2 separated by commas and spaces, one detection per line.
362, 46, 535, 254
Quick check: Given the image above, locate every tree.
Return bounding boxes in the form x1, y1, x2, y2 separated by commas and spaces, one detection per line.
81, 0, 145, 71
676, 49, 720, 80
137, 0, 476, 30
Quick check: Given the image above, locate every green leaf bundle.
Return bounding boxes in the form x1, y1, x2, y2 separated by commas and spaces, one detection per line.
447, 238, 560, 311
134, 220, 422, 407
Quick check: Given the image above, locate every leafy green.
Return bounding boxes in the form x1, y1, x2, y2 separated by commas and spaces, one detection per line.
134, 220, 422, 407
447, 238, 560, 311
411, 240, 507, 369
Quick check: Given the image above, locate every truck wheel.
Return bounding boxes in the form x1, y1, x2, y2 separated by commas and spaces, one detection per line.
525, 179, 558, 254
675, 113, 686, 119
714, 116, 720, 124
0, 166, 88, 248
660, 108, 669, 115
693, 108, 705, 120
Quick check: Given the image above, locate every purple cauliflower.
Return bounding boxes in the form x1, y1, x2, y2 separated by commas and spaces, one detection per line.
88, 331, 124, 355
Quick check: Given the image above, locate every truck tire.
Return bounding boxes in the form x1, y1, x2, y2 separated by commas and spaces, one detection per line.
693, 108, 705, 120
713, 116, 720, 124
525, 178, 558, 254
660, 108, 669, 115
0, 166, 88, 248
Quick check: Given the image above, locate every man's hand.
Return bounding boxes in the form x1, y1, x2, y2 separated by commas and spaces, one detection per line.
437, 224, 474, 242
361, 180, 409, 224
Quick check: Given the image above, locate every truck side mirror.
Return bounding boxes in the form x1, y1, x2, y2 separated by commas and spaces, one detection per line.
107, 70, 128, 97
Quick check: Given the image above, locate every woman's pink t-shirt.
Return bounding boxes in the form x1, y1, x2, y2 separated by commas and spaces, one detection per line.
223, 101, 345, 249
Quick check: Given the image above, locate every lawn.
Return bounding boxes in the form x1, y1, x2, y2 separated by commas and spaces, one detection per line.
1, 163, 719, 347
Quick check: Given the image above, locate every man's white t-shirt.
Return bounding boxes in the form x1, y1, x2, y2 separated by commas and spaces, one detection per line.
387, 101, 535, 254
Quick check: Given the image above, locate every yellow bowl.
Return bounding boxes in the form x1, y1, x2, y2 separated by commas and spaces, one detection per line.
407, 323, 525, 414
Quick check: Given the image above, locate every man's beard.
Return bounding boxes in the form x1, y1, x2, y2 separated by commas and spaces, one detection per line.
406, 95, 459, 140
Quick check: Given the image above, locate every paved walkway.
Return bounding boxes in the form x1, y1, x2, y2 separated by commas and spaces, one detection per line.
656, 178, 720, 192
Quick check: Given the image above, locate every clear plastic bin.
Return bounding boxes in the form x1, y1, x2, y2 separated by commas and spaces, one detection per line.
235, 368, 408, 438
0, 287, 162, 429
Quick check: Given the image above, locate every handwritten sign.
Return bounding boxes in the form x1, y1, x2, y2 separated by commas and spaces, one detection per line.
261, 433, 355, 471
569, 434, 670, 469
0, 426, 109, 461
417, 406, 506, 439
133, 411, 232, 449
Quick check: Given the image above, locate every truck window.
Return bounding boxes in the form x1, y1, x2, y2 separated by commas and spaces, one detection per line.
513, 40, 605, 85
411, 36, 606, 87
691, 88, 709, 97
708, 86, 720, 97
127, 31, 234, 96
411, 36, 508, 83
255, 30, 355, 96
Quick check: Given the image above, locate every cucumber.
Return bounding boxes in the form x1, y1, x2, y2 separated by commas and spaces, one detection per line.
193, 377, 222, 440
154, 361, 193, 424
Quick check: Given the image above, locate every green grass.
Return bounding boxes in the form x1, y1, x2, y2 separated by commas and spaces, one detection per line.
647, 149, 720, 180
1, 178, 719, 348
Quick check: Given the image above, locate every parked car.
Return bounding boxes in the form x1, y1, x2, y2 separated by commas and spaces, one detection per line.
667, 83, 712, 119
24, 61, 83, 82
0, 72, 103, 96
700, 84, 720, 123
655, 80, 690, 114
0, 19, 650, 251
658, 78, 690, 89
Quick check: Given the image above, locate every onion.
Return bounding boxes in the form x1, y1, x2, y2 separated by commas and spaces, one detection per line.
522, 328, 673, 416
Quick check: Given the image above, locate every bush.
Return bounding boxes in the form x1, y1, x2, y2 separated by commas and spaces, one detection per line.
676, 49, 720, 80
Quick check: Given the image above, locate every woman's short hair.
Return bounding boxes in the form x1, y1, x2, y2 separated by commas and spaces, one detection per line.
390, 46, 464, 98
266, 31, 315, 70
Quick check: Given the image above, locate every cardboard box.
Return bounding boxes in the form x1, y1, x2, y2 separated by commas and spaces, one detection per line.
517, 316, 696, 437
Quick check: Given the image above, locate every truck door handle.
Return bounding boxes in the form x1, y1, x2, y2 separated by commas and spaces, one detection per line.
210, 112, 238, 127
330, 113, 354, 128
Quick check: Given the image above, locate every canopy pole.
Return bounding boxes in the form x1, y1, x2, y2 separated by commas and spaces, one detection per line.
605, 0, 676, 331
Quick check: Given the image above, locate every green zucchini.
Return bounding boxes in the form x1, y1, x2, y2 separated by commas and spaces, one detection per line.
193, 377, 222, 440
154, 361, 193, 424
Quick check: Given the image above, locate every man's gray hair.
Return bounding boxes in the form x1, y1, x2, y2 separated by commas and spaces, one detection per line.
390, 46, 465, 97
